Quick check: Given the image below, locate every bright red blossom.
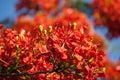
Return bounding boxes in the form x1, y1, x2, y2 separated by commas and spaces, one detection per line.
104, 58, 120, 80
0, 0, 107, 79
16, 0, 60, 13
92, 0, 120, 38
0, 22, 105, 79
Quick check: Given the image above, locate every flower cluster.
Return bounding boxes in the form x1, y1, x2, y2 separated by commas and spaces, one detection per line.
55, 8, 91, 29
92, 0, 120, 38
0, 22, 105, 79
14, 8, 92, 33
0, 0, 107, 79
14, 13, 54, 32
16, 0, 63, 13
14, 0, 93, 33
104, 59, 120, 80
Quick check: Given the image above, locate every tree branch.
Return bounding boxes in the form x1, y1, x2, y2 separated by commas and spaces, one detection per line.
0, 70, 54, 77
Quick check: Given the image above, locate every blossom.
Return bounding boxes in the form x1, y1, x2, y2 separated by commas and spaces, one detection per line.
0, 23, 105, 79
92, 0, 120, 38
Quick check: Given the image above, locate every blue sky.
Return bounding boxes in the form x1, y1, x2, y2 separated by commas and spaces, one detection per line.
0, 0, 17, 22
95, 27, 120, 62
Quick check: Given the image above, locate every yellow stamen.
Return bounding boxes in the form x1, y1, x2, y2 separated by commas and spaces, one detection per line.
49, 25, 52, 33
39, 25, 43, 32
16, 36, 19, 41
73, 22, 77, 30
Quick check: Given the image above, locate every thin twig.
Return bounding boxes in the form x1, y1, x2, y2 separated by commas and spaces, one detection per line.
0, 70, 54, 77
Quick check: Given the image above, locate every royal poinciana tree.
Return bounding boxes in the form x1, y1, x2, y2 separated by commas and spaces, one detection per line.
92, 0, 120, 38
1, 0, 120, 80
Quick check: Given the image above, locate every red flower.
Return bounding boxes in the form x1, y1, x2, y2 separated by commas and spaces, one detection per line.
0, 23, 105, 79
92, 0, 120, 38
